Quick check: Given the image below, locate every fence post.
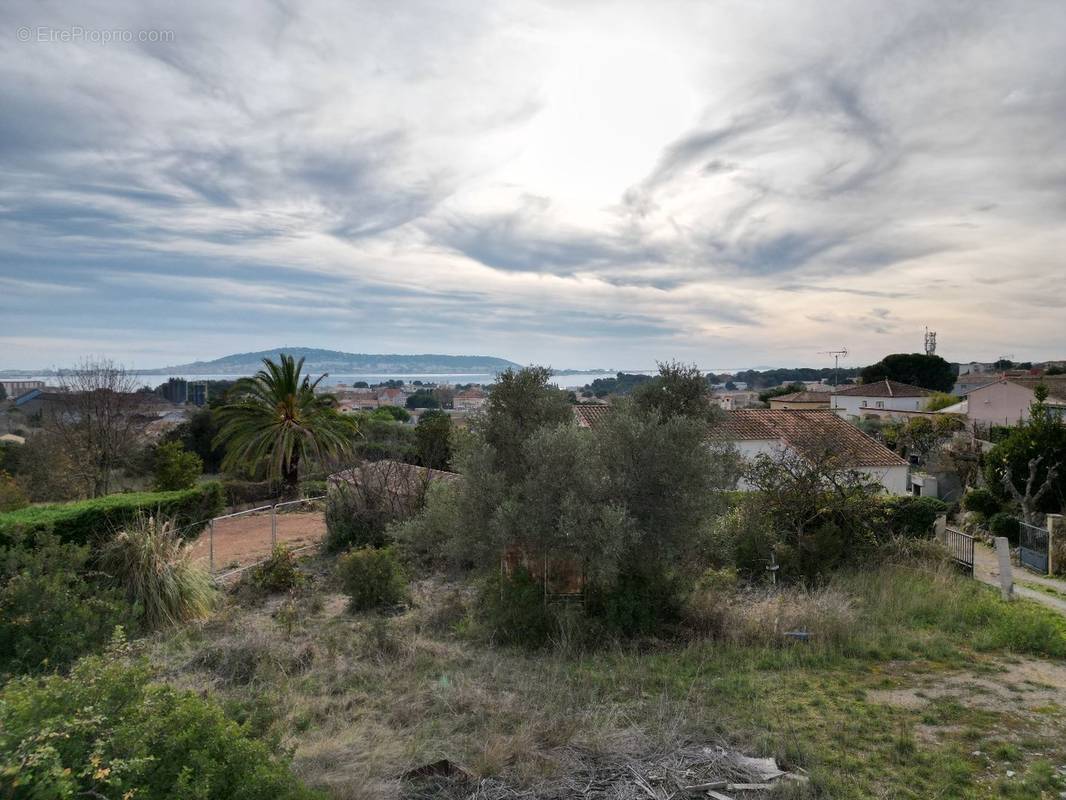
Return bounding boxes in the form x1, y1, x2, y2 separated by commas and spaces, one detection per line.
209, 520, 215, 575
934, 514, 947, 544
1047, 514, 1063, 576
271, 504, 277, 548
994, 536, 1013, 601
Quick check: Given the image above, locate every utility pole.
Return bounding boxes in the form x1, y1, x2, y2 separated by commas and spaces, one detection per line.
818, 347, 849, 388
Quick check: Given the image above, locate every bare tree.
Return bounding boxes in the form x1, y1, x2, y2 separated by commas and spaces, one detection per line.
47, 358, 145, 497
1002, 455, 1061, 525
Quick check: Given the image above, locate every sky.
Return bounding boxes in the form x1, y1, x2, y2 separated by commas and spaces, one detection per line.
2, 0, 1065, 371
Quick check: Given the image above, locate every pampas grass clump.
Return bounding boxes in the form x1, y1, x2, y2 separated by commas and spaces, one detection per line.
101, 514, 216, 628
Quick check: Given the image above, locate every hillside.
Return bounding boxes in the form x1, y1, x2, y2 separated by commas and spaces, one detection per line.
146, 348, 522, 375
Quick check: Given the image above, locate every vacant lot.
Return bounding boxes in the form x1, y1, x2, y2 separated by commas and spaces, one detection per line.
188, 510, 327, 572
146, 559, 1066, 800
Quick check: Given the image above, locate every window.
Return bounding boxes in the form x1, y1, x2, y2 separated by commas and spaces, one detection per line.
876, 401, 884, 408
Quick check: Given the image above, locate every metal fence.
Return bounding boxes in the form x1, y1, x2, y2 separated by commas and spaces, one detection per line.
1019, 521, 1050, 574
942, 526, 975, 577
177, 496, 326, 582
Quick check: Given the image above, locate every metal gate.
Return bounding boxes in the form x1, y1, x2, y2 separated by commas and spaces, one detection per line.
1019, 521, 1049, 574
943, 526, 975, 577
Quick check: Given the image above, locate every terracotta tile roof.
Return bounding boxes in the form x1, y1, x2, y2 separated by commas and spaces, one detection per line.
832, 379, 932, 398
712, 409, 906, 468
454, 388, 487, 400
769, 391, 832, 404
572, 404, 612, 428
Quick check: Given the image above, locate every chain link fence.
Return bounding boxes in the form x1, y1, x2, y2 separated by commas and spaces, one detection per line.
181, 496, 327, 582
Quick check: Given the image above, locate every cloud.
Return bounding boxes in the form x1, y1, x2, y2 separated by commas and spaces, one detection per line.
1, 0, 1065, 369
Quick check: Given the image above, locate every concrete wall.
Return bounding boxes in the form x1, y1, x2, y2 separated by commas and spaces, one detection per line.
831, 394, 930, 418
964, 381, 1034, 426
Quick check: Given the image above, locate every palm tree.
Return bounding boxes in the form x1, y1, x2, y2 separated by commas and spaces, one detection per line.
215, 354, 355, 490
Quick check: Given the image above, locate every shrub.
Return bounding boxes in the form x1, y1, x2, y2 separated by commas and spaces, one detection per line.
390, 480, 462, 570
299, 479, 328, 498
476, 568, 556, 648
0, 648, 321, 799
0, 534, 135, 676
338, 546, 407, 611
245, 545, 306, 595
0, 470, 28, 512
324, 482, 393, 552
152, 441, 203, 491
585, 567, 681, 637
0, 482, 224, 546
221, 478, 278, 506
99, 515, 216, 629
962, 488, 1001, 519
881, 495, 949, 538
988, 512, 1021, 542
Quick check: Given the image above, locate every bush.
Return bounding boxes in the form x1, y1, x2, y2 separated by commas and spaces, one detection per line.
881, 495, 949, 537
245, 545, 306, 594
338, 546, 407, 611
390, 481, 461, 570
299, 479, 328, 498
585, 567, 681, 637
989, 512, 1021, 542
0, 534, 136, 676
476, 568, 557, 648
221, 478, 279, 506
0, 470, 28, 512
0, 648, 321, 799
962, 488, 1001, 519
324, 483, 394, 552
0, 482, 224, 546
152, 441, 203, 491
99, 516, 216, 629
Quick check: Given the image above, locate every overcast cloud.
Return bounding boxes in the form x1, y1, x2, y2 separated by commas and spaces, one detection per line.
1, 0, 1064, 370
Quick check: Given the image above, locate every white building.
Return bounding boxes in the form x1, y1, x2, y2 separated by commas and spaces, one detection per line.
714, 409, 910, 495
830, 379, 933, 420
1, 380, 45, 398
960, 377, 1066, 427
453, 387, 488, 413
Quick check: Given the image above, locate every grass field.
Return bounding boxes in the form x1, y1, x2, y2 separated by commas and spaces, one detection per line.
146, 560, 1066, 799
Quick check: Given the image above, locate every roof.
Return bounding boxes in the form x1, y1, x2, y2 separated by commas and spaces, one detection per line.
454, 388, 487, 400
769, 391, 832, 404
832, 379, 932, 398
572, 404, 612, 428
713, 409, 907, 468
329, 460, 461, 493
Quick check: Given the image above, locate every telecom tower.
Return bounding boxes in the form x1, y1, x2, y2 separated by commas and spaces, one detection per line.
924, 327, 937, 357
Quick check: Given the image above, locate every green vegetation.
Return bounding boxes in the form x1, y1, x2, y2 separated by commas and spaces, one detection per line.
0, 533, 135, 676
962, 487, 1002, 519
152, 440, 203, 491
337, 546, 407, 610
860, 352, 956, 392
215, 354, 356, 490
0, 644, 321, 800
415, 408, 453, 470
0, 470, 28, 512
245, 545, 307, 595
0, 482, 223, 545
99, 515, 216, 629
985, 386, 1066, 520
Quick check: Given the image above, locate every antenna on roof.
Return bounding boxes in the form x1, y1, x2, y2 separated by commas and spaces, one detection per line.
818, 347, 848, 388
924, 327, 937, 357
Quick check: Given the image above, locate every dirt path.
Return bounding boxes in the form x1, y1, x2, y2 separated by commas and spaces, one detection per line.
974, 542, 1066, 615
188, 510, 327, 572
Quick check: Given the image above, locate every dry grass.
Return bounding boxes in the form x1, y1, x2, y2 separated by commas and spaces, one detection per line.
142, 558, 1066, 800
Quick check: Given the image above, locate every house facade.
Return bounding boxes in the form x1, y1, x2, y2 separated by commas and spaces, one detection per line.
962, 377, 1066, 426
715, 409, 910, 495
453, 387, 488, 413
831, 379, 933, 420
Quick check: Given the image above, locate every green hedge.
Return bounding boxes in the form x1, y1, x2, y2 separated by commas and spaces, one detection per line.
879, 495, 949, 538
0, 482, 224, 546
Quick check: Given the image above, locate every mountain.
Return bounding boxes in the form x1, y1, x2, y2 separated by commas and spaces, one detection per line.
146, 348, 522, 375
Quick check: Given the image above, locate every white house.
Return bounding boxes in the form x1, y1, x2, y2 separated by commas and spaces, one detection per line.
453, 387, 488, 413
830, 379, 933, 420
714, 409, 910, 495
